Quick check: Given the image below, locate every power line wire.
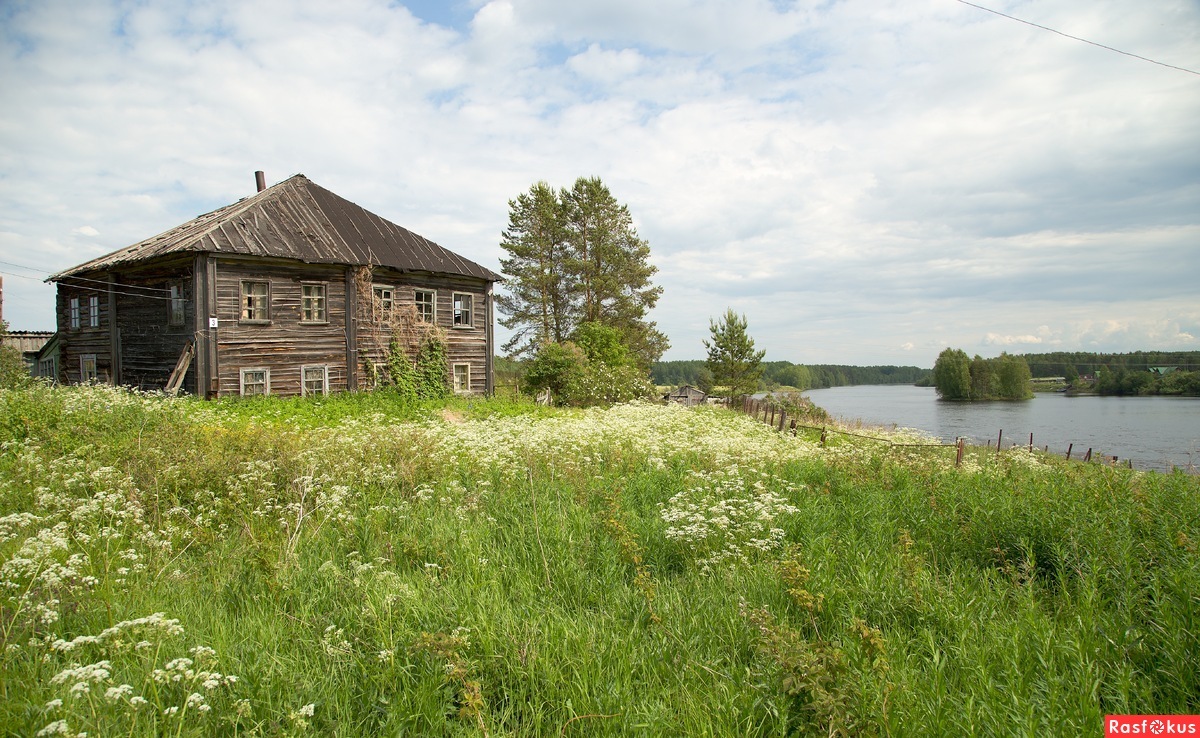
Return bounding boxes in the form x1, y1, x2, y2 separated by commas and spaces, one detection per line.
0, 270, 177, 302
0, 259, 175, 294
955, 0, 1200, 76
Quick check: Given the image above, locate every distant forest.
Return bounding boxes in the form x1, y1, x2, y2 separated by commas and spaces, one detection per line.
1015, 350, 1200, 377
651, 360, 930, 390
1016, 350, 1200, 396
651, 350, 1200, 395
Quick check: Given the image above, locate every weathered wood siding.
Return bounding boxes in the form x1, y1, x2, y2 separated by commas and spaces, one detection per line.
54, 257, 494, 397
358, 269, 491, 394
214, 259, 349, 397
56, 262, 197, 391
113, 265, 196, 392
56, 285, 112, 385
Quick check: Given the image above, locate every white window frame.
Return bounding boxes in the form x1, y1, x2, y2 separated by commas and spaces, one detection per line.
80, 354, 98, 382
301, 283, 327, 323
453, 363, 470, 394
168, 283, 185, 326
69, 297, 80, 330
414, 289, 436, 323
239, 367, 270, 396
452, 293, 473, 328
302, 365, 329, 397
372, 285, 394, 321
240, 281, 270, 323
39, 357, 57, 381
88, 295, 100, 328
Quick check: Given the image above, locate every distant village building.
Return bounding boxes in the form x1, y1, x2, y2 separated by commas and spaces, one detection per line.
44, 173, 500, 398
0, 330, 54, 373
664, 384, 707, 407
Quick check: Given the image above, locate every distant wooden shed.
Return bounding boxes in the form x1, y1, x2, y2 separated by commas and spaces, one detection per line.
47, 173, 501, 397
665, 385, 707, 407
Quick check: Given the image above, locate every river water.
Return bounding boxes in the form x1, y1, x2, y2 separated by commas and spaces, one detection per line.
801, 385, 1200, 473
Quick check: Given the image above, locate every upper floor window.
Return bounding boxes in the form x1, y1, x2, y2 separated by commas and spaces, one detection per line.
452, 293, 472, 327
88, 296, 100, 328
372, 285, 394, 321
241, 281, 270, 322
168, 283, 185, 326
301, 283, 327, 323
415, 289, 435, 323
69, 297, 80, 330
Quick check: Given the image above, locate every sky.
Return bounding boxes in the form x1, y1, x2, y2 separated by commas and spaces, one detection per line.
1, 0, 1197, 367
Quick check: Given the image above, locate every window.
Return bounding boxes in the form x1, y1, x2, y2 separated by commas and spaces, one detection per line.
80, 355, 98, 382
69, 298, 80, 330
39, 357, 57, 381
415, 289, 435, 323
241, 281, 270, 322
453, 363, 470, 394
302, 365, 328, 396
168, 283, 185, 326
452, 293, 472, 327
372, 285, 394, 320
88, 296, 100, 328
301, 283, 327, 323
240, 368, 269, 396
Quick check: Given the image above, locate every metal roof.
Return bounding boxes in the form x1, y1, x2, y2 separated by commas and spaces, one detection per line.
50, 174, 501, 282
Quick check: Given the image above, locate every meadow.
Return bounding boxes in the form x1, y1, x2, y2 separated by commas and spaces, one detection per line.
0, 383, 1197, 736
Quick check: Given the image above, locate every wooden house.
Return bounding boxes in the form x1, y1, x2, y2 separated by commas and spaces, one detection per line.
47, 173, 500, 398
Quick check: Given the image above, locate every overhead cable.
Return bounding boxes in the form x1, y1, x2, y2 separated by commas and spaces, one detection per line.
956, 0, 1200, 76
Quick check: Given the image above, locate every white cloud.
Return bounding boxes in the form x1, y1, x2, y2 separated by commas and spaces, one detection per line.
984, 334, 1044, 347
0, 0, 1196, 367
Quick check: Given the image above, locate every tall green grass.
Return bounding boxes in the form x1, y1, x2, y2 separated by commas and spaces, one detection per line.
0, 382, 1196, 736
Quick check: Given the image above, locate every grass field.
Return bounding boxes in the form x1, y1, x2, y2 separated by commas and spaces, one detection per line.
1, 383, 1197, 736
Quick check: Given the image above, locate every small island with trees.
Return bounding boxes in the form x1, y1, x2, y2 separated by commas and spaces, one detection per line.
932, 348, 1033, 401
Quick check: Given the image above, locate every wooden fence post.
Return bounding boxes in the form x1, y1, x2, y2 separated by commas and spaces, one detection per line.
1028, 433, 1034, 452
1084, 448, 1092, 462
790, 419, 797, 436
996, 429, 1003, 455
1066, 443, 1073, 461
769, 406, 776, 426
820, 427, 827, 447
955, 437, 964, 467
778, 411, 786, 432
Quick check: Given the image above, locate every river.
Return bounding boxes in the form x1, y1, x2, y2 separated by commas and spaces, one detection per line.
800, 385, 1200, 473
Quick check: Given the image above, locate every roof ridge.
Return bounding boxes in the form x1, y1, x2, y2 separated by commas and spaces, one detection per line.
49, 174, 500, 282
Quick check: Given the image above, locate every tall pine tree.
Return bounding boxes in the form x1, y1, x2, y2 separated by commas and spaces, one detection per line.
496, 182, 575, 358
497, 177, 668, 367
704, 309, 765, 398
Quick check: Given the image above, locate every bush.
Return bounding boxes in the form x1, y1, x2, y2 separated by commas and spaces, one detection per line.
520, 340, 654, 406
520, 342, 587, 401
0, 322, 32, 390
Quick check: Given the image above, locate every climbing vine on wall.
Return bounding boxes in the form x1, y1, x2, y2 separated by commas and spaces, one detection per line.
353, 266, 450, 400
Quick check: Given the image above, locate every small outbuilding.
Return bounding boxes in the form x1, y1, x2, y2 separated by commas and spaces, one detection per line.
664, 384, 708, 407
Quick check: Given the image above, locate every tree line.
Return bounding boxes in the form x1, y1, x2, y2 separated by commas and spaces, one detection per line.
1014, 350, 1200, 378
1014, 350, 1200, 396
651, 359, 930, 391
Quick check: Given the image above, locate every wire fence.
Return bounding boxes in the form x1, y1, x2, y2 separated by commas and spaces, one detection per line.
729, 395, 1145, 470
